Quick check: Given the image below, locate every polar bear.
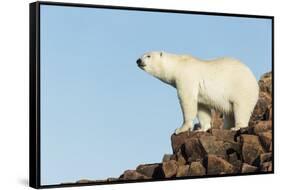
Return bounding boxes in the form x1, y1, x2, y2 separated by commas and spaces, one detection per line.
136, 51, 259, 135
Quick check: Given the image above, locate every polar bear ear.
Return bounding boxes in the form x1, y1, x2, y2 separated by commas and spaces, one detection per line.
160, 52, 163, 57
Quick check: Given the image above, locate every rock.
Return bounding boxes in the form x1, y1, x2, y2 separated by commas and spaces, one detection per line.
241, 163, 258, 173
184, 138, 205, 162
162, 160, 178, 178
211, 110, 223, 129
199, 136, 226, 158
223, 141, 241, 156
240, 134, 260, 144
260, 153, 272, 164
136, 164, 163, 178
76, 179, 93, 183
260, 161, 272, 172
171, 131, 210, 153
162, 154, 173, 162
205, 155, 235, 175
176, 165, 189, 177
107, 178, 119, 182
115, 71, 272, 181
210, 129, 237, 142
263, 105, 272, 121
258, 131, 272, 151
120, 170, 150, 180
188, 162, 206, 176
175, 150, 187, 165
228, 152, 242, 173
251, 92, 272, 122
258, 72, 272, 96
253, 121, 272, 134
241, 135, 264, 166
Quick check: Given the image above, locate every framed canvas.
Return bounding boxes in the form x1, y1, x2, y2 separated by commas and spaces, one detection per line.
29, 1, 274, 189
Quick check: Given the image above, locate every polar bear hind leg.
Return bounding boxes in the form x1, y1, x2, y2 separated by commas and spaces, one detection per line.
197, 104, 212, 131
232, 103, 253, 131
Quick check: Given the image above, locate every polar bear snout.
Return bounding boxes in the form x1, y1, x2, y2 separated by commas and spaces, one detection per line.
136, 58, 146, 68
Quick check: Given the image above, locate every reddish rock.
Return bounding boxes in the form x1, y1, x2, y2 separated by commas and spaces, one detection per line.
184, 138, 205, 161
175, 150, 187, 165
253, 121, 272, 134
120, 170, 149, 180
188, 162, 206, 176
162, 160, 178, 178
171, 131, 210, 153
228, 152, 242, 173
241, 135, 264, 165
205, 155, 235, 175
241, 163, 258, 173
210, 129, 237, 142
136, 164, 162, 178
260, 161, 272, 172
162, 154, 173, 162
260, 153, 272, 164
211, 110, 223, 129
223, 141, 241, 156
253, 92, 272, 119
265, 105, 272, 121
199, 136, 226, 158
176, 165, 189, 177
259, 72, 272, 96
258, 131, 272, 151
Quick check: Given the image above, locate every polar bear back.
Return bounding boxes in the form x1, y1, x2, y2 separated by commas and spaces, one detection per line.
191, 57, 259, 113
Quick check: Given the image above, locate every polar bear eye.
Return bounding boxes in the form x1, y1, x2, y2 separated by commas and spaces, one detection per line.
147, 55, 151, 58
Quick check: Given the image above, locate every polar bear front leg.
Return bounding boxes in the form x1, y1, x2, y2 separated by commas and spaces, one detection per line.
197, 104, 212, 131
175, 84, 198, 135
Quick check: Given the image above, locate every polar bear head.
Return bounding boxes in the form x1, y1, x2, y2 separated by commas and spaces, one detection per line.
136, 51, 176, 84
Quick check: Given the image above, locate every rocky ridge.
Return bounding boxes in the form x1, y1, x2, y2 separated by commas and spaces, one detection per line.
117, 71, 272, 181
72, 72, 272, 183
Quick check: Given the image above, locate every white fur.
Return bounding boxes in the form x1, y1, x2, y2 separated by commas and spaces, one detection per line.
137, 51, 259, 134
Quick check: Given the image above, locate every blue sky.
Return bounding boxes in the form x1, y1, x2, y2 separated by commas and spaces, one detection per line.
40, 4, 272, 185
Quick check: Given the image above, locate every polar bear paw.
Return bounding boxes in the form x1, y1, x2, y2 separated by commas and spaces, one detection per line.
231, 127, 241, 131
174, 125, 191, 135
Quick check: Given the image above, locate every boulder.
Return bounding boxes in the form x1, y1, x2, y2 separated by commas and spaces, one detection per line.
241, 135, 264, 166
210, 129, 237, 142
171, 131, 210, 153
252, 121, 272, 134
258, 72, 272, 96
228, 152, 242, 173
211, 110, 224, 129
258, 131, 272, 151
199, 136, 226, 158
205, 155, 235, 175
184, 138, 205, 162
260, 161, 272, 172
188, 162, 206, 176
136, 163, 163, 178
162, 154, 173, 162
176, 165, 189, 177
241, 163, 258, 173
259, 153, 272, 165
120, 170, 150, 180
175, 150, 187, 165
162, 160, 178, 178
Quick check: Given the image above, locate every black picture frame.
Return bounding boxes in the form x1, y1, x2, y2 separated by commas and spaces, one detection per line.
29, 1, 274, 189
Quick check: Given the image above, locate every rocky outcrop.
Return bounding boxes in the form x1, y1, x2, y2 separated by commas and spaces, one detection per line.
117, 72, 272, 181
72, 72, 272, 183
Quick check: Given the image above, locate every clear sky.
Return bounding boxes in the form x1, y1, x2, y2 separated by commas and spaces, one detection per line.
40, 4, 272, 185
